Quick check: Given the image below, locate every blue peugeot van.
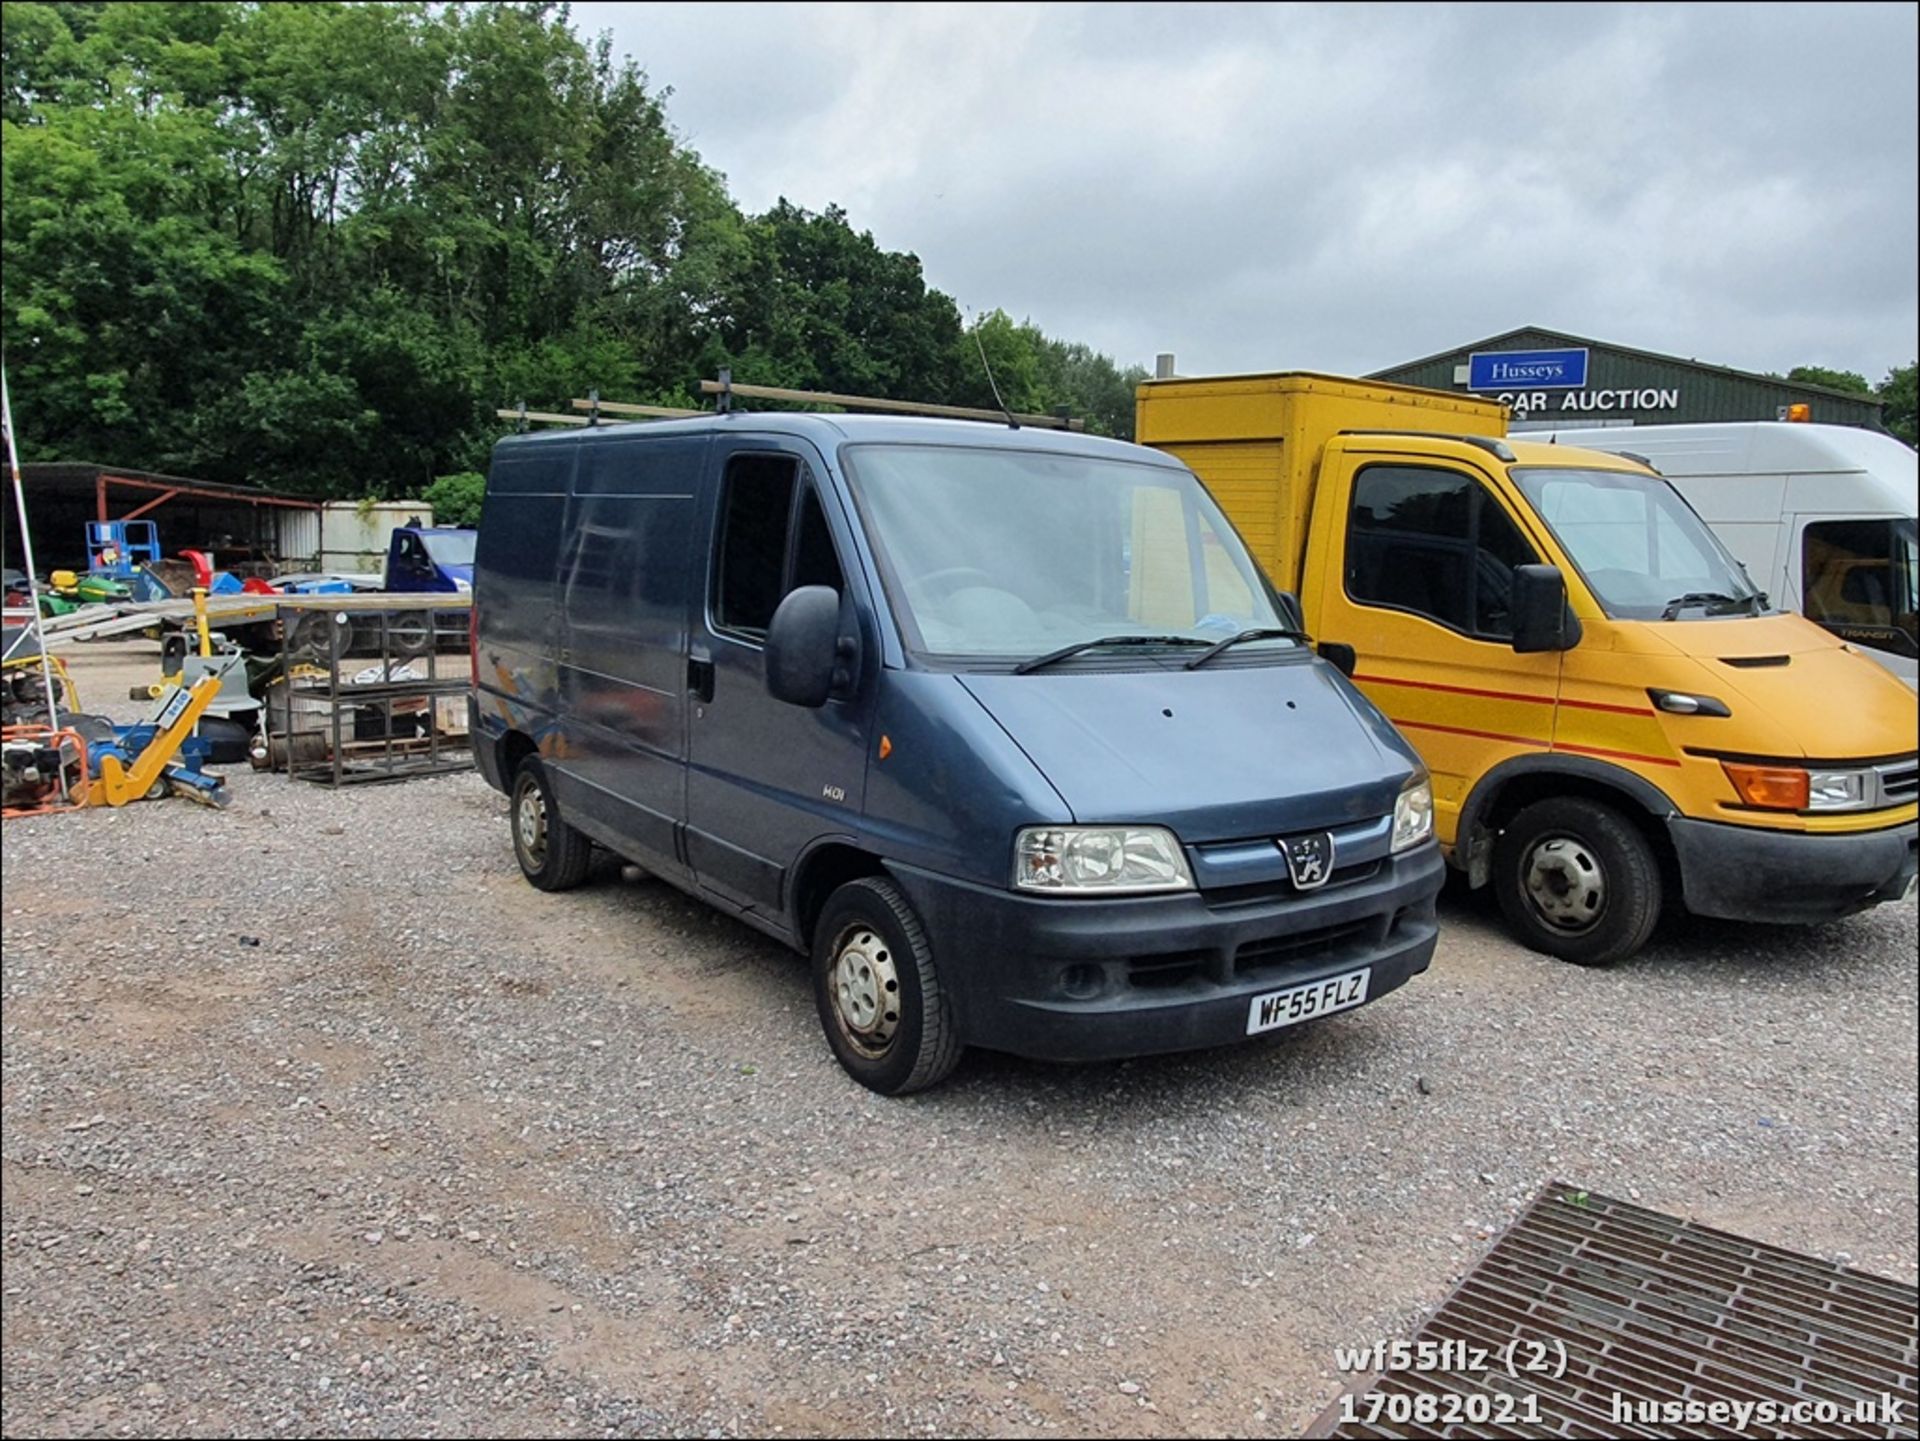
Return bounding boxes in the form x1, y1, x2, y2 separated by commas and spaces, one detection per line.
471, 413, 1444, 1093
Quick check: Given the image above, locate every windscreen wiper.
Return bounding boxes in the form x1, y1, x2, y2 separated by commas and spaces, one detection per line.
1012, 634, 1210, 675
1182, 627, 1315, 669
1660, 591, 1760, 620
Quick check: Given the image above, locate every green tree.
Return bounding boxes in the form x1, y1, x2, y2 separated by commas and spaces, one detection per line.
1, 2, 1148, 498
422, 470, 485, 526
1879, 362, 1916, 447
1786, 365, 1873, 394
1039, 338, 1147, 439
711, 201, 964, 401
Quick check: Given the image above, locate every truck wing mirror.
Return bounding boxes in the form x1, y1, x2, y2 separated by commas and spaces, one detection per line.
765, 585, 853, 707
1317, 641, 1357, 677
1510, 565, 1582, 654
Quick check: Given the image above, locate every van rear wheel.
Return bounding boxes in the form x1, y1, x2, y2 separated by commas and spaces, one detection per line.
1493, 796, 1661, 966
812, 878, 962, 1095
511, 757, 592, 892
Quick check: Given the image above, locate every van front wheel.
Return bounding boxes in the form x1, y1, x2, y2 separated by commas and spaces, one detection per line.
1493, 796, 1661, 966
510, 758, 592, 892
812, 878, 962, 1095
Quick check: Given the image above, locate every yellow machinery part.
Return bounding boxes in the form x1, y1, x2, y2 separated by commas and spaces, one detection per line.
89, 673, 224, 808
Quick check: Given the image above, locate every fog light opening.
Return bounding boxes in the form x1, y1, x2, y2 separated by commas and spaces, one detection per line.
1061, 963, 1104, 999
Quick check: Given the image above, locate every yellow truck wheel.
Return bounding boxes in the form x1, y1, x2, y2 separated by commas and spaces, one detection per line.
1493, 797, 1662, 966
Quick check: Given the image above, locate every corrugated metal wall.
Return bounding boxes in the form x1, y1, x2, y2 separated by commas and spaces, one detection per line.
1372, 328, 1888, 430
276, 508, 321, 567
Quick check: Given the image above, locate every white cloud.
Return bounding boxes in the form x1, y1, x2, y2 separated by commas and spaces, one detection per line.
575, 1, 1919, 381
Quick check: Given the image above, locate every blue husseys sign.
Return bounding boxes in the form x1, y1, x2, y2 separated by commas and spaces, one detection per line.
1468, 348, 1589, 390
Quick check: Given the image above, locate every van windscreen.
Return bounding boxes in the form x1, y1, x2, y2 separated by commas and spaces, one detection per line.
420, 530, 478, 567
841, 444, 1290, 661
1513, 467, 1766, 621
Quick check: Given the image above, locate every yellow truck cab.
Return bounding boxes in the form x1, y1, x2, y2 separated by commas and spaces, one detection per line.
1138, 371, 1918, 964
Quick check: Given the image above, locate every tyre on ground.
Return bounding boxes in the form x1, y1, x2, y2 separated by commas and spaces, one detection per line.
1493, 795, 1662, 966
811, 876, 963, 1095
510, 756, 592, 892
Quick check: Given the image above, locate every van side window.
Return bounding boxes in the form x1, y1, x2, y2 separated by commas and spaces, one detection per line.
715, 456, 797, 637
1802, 518, 1919, 658
1347, 466, 1539, 639
791, 488, 845, 594
713, 455, 846, 640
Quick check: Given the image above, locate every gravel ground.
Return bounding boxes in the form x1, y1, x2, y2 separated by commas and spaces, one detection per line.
3, 644, 1916, 1437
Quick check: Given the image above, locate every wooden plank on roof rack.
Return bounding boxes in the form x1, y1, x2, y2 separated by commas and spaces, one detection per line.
695, 379, 1084, 431
494, 408, 589, 427
568, 398, 707, 419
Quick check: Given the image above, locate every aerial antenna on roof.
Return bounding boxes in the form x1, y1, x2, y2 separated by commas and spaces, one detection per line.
970, 314, 1019, 430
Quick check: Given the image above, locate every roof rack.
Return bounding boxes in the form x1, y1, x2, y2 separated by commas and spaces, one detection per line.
700, 372, 1083, 430
495, 373, 1083, 432
496, 402, 588, 430
1338, 428, 1516, 463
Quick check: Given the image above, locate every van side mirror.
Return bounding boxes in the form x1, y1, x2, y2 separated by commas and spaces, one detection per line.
765, 585, 851, 707
1511, 565, 1582, 654
1317, 641, 1357, 677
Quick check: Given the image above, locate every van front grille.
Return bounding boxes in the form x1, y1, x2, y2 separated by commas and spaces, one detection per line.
1124, 950, 1211, 989
1234, 918, 1381, 979
1878, 758, 1918, 805
1206, 860, 1381, 908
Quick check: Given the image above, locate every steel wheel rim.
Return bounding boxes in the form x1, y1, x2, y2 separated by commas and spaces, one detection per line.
1523, 834, 1606, 932
829, 925, 902, 1059
515, 780, 548, 868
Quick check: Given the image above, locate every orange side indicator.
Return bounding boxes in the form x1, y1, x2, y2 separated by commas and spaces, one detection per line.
878, 734, 893, 760
1722, 762, 1809, 811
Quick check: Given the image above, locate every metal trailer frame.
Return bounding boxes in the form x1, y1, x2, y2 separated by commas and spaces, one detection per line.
273, 602, 473, 787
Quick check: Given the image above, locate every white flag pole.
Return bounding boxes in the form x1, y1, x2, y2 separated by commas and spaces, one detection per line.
1, 363, 70, 761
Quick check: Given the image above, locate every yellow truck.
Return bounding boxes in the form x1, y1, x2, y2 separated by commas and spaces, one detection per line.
1137, 371, 1918, 964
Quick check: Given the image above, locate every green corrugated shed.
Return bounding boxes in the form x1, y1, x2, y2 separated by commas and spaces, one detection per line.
1370, 326, 1886, 430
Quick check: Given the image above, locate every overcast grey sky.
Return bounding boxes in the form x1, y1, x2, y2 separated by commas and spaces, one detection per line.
571, 1, 1918, 382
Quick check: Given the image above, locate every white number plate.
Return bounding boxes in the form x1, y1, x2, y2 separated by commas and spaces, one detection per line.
1246, 967, 1371, 1035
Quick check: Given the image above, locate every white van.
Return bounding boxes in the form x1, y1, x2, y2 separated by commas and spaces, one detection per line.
1525, 422, 1918, 688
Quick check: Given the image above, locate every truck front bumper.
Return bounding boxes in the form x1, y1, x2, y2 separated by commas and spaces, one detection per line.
1668, 816, 1919, 924
886, 843, 1444, 1063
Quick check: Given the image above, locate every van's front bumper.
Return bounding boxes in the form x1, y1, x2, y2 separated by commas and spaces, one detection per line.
886, 844, 1444, 1063
1668, 816, 1919, 924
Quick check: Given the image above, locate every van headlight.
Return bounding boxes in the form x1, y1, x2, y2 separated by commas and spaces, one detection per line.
1014, 825, 1194, 895
1806, 768, 1875, 811
1391, 775, 1434, 853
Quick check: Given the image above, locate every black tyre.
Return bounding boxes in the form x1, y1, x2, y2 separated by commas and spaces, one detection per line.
387, 610, 433, 658
510, 757, 592, 892
1493, 796, 1662, 966
287, 610, 334, 660
812, 877, 963, 1095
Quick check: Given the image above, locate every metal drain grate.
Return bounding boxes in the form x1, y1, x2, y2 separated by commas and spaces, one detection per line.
1311, 1181, 1918, 1439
